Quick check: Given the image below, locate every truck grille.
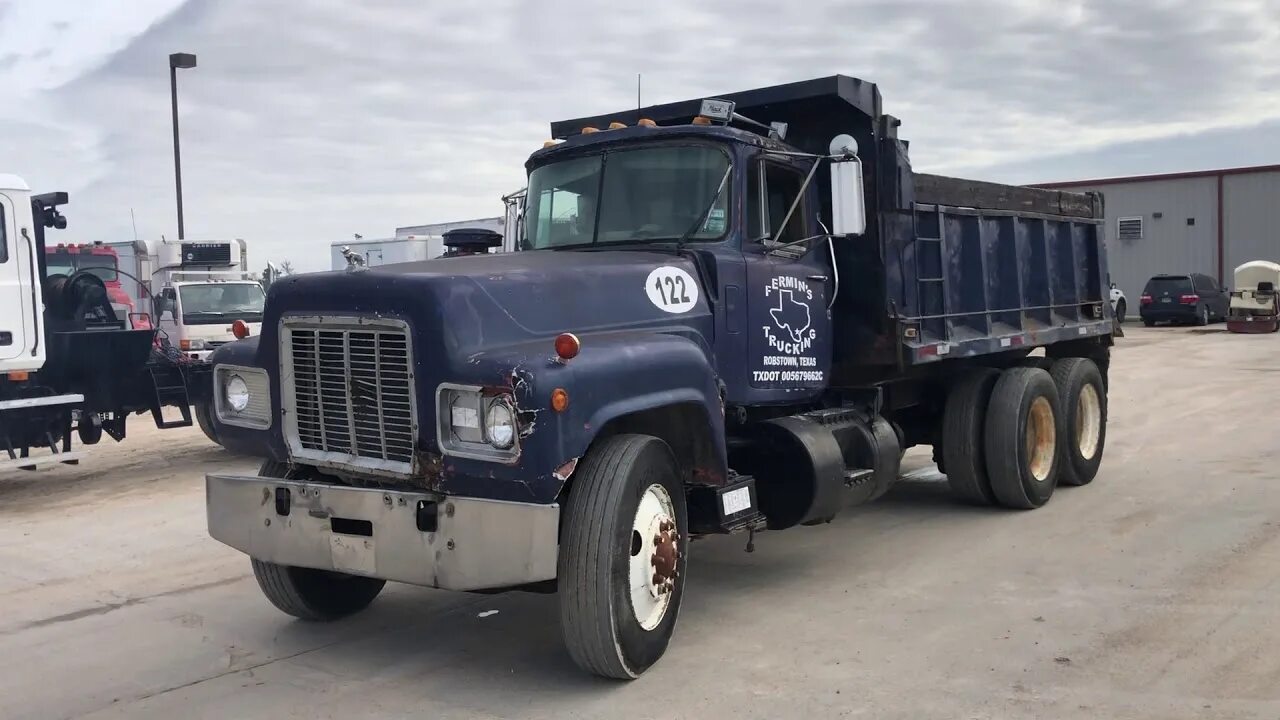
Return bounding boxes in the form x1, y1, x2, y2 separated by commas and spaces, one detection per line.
281, 317, 416, 474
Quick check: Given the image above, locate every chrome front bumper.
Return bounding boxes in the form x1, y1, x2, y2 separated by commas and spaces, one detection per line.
206, 474, 559, 591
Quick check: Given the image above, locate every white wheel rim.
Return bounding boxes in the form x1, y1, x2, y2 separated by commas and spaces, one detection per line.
628, 483, 677, 631
1077, 384, 1102, 460
1026, 396, 1057, 482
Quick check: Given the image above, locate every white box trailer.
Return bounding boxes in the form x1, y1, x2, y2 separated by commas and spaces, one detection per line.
331, 212, 521, 271
329, 236, 438, 271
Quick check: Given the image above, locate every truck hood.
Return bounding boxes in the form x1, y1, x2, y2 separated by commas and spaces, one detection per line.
263, 250, 715, 375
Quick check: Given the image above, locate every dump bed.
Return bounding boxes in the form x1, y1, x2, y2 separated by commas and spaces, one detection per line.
887, 173, 1110, 366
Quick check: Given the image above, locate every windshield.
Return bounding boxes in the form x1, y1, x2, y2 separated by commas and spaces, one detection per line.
179, 283, 265, 324
46, 251, 118, 282
522, 145, 730, 250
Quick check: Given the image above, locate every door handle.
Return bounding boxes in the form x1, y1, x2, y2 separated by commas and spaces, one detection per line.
807, 274, 829, 282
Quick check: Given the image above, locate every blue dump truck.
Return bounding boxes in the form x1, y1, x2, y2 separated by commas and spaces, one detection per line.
204, 76, 1114, 679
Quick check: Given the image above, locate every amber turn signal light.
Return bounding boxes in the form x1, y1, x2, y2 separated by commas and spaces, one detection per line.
551, 388, 570, 412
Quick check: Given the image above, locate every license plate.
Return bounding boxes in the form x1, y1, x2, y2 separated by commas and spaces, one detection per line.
721, 486, 752, 515
1161, 297, 1172, 303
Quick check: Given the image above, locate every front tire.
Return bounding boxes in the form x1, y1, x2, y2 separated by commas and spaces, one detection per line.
984, 368, 1062, 509
1115, 299, 1127, 324
558, 434, 688, 680
251, 559, 386, 621
250, 460, 385, 621
195, 401, 220, 446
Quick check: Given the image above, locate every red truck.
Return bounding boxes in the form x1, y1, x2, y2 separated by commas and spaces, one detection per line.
45, 243, 137, 325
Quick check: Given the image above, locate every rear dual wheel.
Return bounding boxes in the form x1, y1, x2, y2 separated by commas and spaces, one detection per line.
942, 359, 1105, 509
1049, 359, 1107, 487
985, 368, 1062, 509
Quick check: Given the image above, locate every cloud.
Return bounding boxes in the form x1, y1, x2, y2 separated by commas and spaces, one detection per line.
4, 0, 1280, 271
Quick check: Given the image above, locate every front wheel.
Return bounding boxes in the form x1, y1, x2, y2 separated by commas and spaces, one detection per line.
251, 560, 386, 621
1115, 299, 1127, 324
250, 460, 385, 621
195, 401, 220, 446
558, 434, 688, 680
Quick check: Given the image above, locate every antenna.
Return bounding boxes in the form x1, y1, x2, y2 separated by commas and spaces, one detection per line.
637, 73, 641, 112
130, 208, 139, 242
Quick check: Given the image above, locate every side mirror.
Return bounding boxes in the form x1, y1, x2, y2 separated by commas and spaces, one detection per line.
828, 135, 866, 236
155, 291, 176, 319
1110, 282, 1118, 290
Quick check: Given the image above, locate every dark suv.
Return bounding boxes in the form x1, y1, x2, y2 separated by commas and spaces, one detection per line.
1140, 273, 1229, 326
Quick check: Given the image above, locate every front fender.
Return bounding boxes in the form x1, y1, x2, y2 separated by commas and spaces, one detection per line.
204, 336, 288, 459
572, 333, 726, 470
449, 331, 726, 502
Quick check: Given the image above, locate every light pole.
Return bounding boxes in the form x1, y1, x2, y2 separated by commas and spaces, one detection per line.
169, 52, 197, 240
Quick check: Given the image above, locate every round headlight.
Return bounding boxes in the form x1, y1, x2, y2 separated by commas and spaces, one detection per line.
225, 374, 250, 412
485, 399, 516, 449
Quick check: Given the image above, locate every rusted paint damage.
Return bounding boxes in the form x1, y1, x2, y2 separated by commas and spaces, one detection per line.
553, 456, 579, 482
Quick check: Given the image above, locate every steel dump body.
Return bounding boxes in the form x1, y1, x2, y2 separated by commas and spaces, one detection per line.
892, 184, 1108, 365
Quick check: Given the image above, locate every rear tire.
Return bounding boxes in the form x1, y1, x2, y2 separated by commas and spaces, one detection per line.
1049, 359, 1106, 487
250, 460, 385, 621
1143, 318, 1155, 327
942, 369, 1001, 505
559, 434, 688, 680
984, 368, 1061, 509
251, 559, 386, 621
1115, 299, 1127, 324
1197, 304, 1210, 326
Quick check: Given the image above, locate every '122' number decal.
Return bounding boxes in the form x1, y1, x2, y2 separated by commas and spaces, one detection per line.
644, 266, 699, 314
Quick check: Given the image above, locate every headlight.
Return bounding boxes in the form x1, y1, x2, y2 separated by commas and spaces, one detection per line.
448, 392, 484, 444
188, 338, 208, 350
436, 384, 520, 461
225, 374, 250, 412
214, 365, 271, 429
485, 399, 516, 449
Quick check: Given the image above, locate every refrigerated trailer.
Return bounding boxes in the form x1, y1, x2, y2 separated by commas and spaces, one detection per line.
203, 75, 1114, 679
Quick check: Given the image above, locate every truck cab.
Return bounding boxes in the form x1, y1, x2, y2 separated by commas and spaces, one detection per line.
149, 239, 265, 361
204, 76, 1113, 680
0, 175, 45, 375
44, 243, 134, 324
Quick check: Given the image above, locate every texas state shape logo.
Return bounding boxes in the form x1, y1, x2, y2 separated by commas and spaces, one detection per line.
770, 289, 812, 343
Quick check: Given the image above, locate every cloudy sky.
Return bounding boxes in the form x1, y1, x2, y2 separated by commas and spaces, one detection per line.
4, 0, 1280, 271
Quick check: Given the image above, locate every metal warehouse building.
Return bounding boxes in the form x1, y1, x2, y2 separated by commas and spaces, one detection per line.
1039, 164, 1280, 305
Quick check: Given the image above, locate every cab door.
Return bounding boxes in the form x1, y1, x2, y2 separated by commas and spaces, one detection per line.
743, 158, 833, 397
0, 192, 42, 371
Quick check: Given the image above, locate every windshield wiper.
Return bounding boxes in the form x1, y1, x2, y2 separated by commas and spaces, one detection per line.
674, 164, 733, 256
183, 310, 227, 317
